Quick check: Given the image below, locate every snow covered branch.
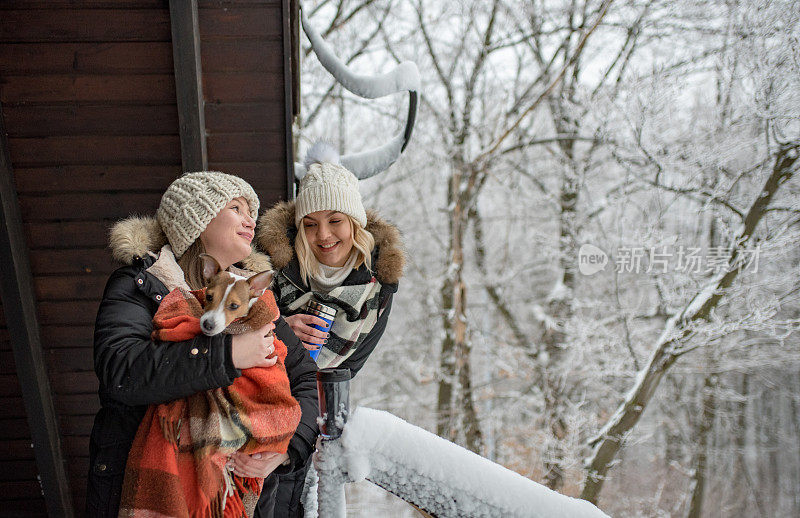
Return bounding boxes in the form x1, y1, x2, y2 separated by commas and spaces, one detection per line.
298, 4, 420, 179
580, 141, 800, 504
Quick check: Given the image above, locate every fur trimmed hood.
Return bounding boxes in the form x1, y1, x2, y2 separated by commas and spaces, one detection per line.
108, 215, 272, 273
256, 201, 405, 285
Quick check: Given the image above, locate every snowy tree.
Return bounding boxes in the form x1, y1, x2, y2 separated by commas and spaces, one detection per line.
580, 0, 800, 507
296, 0, 800, 514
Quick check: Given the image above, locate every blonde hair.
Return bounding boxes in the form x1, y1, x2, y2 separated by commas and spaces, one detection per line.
177, 239, 207, 290
295, 215, 375, 286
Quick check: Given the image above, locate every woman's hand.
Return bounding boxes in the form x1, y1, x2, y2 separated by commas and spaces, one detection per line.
231, 323, 277, 369
227, 451, 290, 478
284, 314, 329, 350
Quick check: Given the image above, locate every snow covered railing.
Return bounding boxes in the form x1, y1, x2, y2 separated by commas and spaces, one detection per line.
309, 374, 609, 518
298, 5, 419, 180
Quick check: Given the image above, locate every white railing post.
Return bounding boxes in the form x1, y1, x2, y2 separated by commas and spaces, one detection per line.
314, 440, 346, 517
314, 368, 351, 518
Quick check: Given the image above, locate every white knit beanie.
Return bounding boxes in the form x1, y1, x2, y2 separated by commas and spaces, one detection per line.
157, 171, 259, 258
295, 142, 367, 228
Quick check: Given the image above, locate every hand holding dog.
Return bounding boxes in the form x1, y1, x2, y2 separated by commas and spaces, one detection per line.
227, 451, 289, 478
231, 323, 277, 369
285, 313, 329, 350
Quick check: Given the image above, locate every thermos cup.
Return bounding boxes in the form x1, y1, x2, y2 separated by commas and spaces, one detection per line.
316, 368, 351, 439
304, 299, 336, 360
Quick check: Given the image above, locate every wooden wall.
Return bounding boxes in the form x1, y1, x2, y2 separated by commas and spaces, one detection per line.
200, 0, 292, 197
0, 1, 294, 515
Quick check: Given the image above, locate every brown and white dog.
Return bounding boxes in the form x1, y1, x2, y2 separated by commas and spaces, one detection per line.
198, 254, 274, 336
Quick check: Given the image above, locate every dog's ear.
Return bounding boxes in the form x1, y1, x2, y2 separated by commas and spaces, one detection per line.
248, 270, 274, 298
199, 254, 222, 283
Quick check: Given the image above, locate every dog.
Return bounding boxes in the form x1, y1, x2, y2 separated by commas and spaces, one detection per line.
198, 253, 274, 336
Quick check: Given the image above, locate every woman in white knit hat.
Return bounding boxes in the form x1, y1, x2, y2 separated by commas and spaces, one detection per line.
256, 143, 405, 517
87, 172, 318, 518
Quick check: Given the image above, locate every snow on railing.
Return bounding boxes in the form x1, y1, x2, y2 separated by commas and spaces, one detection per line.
308, 371, 610, 518
297, 5, 419, 181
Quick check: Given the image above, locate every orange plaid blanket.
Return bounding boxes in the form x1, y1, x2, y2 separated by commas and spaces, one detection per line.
119, 287, 301, 518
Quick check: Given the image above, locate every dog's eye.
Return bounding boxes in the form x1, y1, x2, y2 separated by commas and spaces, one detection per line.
228, 303, 240, 310
206, 294, 213, 302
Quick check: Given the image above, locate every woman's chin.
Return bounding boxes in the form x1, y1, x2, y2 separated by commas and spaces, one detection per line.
312, 245, 334, 264
235, 244, 252, 263
314, 252, 341, 267
221, 244, 252, 267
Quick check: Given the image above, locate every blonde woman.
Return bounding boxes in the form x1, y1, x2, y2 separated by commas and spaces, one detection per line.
256, 143, 404, 517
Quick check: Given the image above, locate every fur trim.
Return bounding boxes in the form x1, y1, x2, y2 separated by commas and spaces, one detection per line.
256, 201, 405, 284
109, 215, 273, 274
109, 215, 167, 265
241, 250, 273, 274
365, 210, 405, 285
256, 202, 296, 271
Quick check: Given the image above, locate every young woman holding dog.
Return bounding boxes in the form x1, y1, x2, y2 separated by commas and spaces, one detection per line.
88, 172, 319, 518
255, 144, 405, 517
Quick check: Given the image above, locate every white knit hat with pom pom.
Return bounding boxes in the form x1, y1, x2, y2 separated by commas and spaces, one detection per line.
295, 142, 367, 228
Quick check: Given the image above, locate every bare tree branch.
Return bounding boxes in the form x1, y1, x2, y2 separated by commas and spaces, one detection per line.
456, 0, 501, 148
499, 135, 607, 156
641, 179, 747, 219
304, 0, 380, 57
476, 0, 616, 164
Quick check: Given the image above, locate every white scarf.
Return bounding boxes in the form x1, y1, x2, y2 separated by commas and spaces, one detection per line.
146, 245, 256, 292
309, 253, 357, 294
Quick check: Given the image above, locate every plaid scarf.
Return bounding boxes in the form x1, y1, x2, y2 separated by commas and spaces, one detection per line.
119, 288, 301, 518
275, 269, 390, 369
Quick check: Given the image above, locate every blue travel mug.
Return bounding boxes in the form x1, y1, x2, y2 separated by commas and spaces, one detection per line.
304, 300, 335, 360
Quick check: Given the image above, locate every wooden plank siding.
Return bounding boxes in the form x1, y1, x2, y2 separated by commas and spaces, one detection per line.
0, 0, 295, 515
198, 0, 291, 200
0, 110, 73, 514
0, 3, 177, 512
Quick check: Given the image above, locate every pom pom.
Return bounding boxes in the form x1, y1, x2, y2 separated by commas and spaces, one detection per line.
304, 141, 340, 170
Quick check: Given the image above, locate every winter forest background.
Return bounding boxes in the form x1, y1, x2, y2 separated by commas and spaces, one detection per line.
294, 1, 800, 516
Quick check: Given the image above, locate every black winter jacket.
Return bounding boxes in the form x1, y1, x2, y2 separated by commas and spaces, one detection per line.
86, 255, 319, 517
274, 256, 395, 378
255, 202, 406, 518
260, 258, 394, 517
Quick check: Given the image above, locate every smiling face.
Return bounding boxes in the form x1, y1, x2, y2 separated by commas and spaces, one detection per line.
301, 210, 354, 267
199, 197, 255, 270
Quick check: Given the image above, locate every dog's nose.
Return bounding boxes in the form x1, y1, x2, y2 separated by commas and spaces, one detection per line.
202, 319, 214, 331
